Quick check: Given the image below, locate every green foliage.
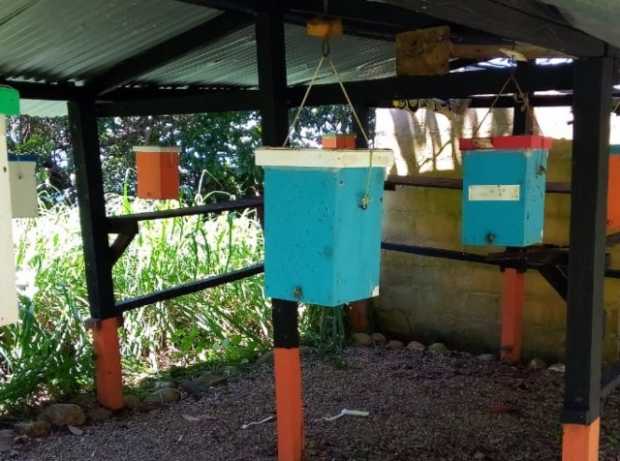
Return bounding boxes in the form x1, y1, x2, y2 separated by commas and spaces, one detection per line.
0, 106, 363, 411
300, 305, 346, 356
0, 197, 267, 411
98, 112, 262, 200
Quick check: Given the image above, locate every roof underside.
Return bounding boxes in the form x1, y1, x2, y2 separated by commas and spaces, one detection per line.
1, 0, 618, 116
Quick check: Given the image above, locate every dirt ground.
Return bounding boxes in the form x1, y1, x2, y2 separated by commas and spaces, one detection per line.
9, 347, 620, 461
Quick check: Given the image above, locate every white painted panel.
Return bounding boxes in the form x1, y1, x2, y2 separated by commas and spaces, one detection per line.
256, 148, 394, 169
9, 161, 38, 218
468, 184, 521, 201
0, 116, 18, 326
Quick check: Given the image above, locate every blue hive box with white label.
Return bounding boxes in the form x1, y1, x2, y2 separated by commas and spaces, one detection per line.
460, 136, 551, 247
256, 147, 393, 307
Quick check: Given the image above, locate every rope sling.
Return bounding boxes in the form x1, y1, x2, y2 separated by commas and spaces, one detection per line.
282, 38, 376, 209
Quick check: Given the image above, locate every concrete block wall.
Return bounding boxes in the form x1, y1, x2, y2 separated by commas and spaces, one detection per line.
375, 108, 620, 363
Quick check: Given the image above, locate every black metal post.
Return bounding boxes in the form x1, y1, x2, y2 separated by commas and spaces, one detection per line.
353, 105, 370, 148
562, 57, 613, 425
68, 99, 116, 320
272, 299, 300, 348
513, 61, 533, 135
256, 3, 289, 146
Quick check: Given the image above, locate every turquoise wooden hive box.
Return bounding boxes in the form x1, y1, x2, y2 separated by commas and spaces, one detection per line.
460, 136, 552, 247
256, 147, 394, 307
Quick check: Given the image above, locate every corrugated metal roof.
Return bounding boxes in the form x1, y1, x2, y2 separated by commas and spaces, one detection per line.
0, 0, 394, 88
0, 0, 220, 82
20, 99, 67, 117
143, 23, 396, 87
1, 1, 397, 115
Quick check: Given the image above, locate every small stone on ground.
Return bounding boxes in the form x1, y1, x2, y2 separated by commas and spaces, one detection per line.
385, 340, 404, 350
477, 353, 496, 362
144, 388, 181, 407
548, 363, 566, 373
406, 341, 426, 352
351, 332, 372, 346
428, 342, 449, 354
528, 358, 547, 370
40, 404, 86, 427
370, 332, 387, 346
14, 420, 51, 438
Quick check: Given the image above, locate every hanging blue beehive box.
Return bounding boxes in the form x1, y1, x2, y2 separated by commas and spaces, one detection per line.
256, 147, 394, 307
460, 136, 552, 247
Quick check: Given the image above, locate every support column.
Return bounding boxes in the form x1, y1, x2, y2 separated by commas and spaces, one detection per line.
256, 3, 288, 147
562, 57, 613, 461
500, 268, 525, 363
256, 7, 302, 461
273, 299, 304, 461
497, 69, 532, 363
68, 99, 123, 410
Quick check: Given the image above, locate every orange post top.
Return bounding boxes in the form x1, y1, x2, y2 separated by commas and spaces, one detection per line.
609, 147, 620, 232
306, 17, 343, 39
459, 135, 553, 151
321, 134, 357, 150
133, 146, 180, 200
562, 418, 600, 461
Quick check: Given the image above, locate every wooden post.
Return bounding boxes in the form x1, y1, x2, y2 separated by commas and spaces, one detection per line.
68, 99, 123, 410
497, 70, 532, 363
92, 317, 123, 410
562, 57, 613, 461
500, 268, 525, 363
256, 7, 303, 461
272, 299, 303, 461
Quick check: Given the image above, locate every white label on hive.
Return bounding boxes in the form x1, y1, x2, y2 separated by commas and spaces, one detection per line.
468, 184, 520, 201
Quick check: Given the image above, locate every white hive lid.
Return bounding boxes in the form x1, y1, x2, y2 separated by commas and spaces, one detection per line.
255, 147, 394, 169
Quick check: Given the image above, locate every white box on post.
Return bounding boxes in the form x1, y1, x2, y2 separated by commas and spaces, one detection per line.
0, 87, 20, 326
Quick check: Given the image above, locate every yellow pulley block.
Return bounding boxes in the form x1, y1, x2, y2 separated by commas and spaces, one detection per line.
306, 17, 343, 39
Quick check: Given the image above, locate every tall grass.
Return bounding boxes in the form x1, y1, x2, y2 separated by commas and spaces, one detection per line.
0, 195, 267, 411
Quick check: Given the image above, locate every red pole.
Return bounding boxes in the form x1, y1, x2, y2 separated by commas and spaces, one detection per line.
562, 418, 600, 461
500, 268, 525, 363
348, 300, 369, 333
272, 299, 303, 461
274, 348, 304, 461
92, 317, 124, 410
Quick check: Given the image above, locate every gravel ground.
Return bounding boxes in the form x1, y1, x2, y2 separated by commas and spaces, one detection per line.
9, 347, 620, 461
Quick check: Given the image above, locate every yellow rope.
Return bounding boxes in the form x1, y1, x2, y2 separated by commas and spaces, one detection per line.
283, 38, 377, 209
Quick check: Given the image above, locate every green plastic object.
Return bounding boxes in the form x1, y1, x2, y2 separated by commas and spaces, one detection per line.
0, 87, 20, 116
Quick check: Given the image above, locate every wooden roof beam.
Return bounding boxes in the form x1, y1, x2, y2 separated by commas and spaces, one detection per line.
373, 0, 606, 57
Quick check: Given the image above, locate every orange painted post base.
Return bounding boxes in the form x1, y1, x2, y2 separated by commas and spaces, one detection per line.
274, 348, 304, 461
562, 418, 600, 461
500, 268, 525, 363
92, 317, 124, 410
348, 300, 369, 333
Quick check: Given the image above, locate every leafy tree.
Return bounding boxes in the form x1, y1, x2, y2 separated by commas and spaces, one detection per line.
6, 105, 368, 204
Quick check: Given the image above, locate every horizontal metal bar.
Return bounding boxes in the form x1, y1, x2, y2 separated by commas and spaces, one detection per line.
381, 241, 494, 265
385, 175, 571, 194
96, 89, 261, 117
106, 197, 262, 231
383, 241, 620, 280
115, 263, 264, 313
